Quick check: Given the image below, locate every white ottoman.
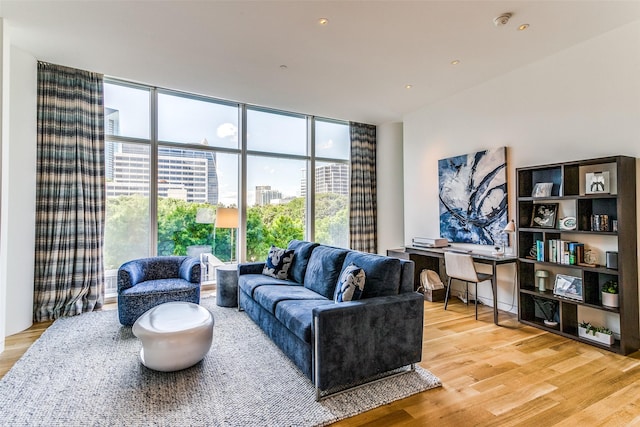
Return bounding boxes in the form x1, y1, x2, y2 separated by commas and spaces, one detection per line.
132, 301, 214, 372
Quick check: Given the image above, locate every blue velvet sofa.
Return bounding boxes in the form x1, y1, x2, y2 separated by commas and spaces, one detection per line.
117, 256, 201, 326
238, 240, 423, 400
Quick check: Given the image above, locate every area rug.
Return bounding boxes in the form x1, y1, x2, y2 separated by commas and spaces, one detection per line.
0, 296, 441, 426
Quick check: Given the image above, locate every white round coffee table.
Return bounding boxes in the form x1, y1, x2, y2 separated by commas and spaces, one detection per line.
132, 301, 214, 372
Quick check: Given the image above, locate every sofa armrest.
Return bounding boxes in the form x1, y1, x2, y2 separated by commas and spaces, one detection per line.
312, 292, 424, 391
179, 256, 202, 283
239, 262, 265, 276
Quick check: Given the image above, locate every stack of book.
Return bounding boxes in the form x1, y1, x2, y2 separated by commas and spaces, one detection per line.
544, 239, 592, 266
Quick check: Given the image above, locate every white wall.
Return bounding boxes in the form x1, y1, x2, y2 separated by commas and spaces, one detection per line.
0, 19, 7, 353
3, 44, 36, 336
402, 21, 640, 313
376, 122, 404, 255
0, 22, 37, 343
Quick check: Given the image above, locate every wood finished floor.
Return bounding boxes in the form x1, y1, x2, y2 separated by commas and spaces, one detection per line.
2, 298, 640, 426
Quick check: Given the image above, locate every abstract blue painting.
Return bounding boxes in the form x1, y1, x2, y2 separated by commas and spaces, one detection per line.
438, 147, 508, 245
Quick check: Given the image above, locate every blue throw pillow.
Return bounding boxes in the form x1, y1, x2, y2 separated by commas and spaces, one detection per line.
262, 246, 294, 280
334, 264, 366, 303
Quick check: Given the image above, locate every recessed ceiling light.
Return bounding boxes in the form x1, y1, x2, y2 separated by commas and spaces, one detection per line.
451, 60, 460, 65
318, 18, 329, 25
280, 65, 288, 70
405, 84, 413, 89
518, 24, 529, 31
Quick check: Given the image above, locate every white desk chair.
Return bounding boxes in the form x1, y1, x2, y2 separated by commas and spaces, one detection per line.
444, 251, 494, 320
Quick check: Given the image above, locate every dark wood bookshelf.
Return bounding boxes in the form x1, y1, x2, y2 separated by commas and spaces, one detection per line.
516, 156, 638, 355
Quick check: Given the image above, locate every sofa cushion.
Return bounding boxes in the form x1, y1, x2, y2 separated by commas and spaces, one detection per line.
334, 264, 366, 303
262, 246, 294, 280
253, 285, 328, 315
287, 240, 319, 284
275, 299, 334, 344
238, 274, 292, 299
303, 245, 349, 299
342, 251, 402, 298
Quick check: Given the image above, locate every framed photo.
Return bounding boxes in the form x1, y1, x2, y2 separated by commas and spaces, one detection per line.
585, 171, 610, 194
530, 203, 558, 228
531, 182, 553, 198
553, 274, 583, 301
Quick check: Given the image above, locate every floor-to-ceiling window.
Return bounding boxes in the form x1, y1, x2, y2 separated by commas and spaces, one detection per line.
103, 79, 350, 298
314, 119, 350, 248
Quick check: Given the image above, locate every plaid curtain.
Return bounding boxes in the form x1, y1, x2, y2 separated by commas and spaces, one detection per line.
349, 122, 377, 253
34, 62, 105, 322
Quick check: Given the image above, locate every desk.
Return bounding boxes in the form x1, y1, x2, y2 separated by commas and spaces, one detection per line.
387, 246, 517, 325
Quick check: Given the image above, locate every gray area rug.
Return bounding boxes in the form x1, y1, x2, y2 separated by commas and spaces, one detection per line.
0, 296, 441, 426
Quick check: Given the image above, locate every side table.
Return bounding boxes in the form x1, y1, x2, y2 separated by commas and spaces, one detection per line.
216, 264, 238, 307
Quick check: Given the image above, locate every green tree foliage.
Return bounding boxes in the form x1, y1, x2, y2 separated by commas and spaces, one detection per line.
104, 195, 149, 270
105, 193, 347, 269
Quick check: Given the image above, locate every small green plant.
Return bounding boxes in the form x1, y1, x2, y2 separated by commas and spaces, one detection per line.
579, 321, 613, 336
602, 280, 618, 294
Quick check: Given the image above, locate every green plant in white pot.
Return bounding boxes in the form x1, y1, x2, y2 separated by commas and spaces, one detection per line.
602, 280, 619, 308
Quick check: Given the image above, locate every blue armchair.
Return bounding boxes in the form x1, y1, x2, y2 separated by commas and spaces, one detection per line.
117, 256, 201, 326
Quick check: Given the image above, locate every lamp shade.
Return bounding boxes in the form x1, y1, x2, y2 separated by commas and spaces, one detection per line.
503, 219, 516, 232
196, 208, 215, 224
216, 207, 239, 228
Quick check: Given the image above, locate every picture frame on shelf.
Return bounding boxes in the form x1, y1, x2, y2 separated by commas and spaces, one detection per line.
585, 171, 610, 194
530, 203, 558, 228
553, 274, 583, 301
531, 182, 553, 198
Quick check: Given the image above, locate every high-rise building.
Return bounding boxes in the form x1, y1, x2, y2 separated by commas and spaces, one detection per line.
300, 163, 349, 196
105, 109, 219, 204
255, 185, 283, 206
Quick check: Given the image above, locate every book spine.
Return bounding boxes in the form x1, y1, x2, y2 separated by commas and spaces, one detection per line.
536, 240, 544, 262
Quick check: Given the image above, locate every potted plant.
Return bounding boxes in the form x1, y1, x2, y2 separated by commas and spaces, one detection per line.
578, 321, 614, 346
602, 280, 619, 308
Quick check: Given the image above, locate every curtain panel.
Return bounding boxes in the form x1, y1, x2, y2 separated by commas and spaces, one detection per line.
34, 62, 105, 321
349, 122, 377, 253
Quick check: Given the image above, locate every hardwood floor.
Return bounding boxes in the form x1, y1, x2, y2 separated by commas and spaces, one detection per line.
2, 299, 640, 426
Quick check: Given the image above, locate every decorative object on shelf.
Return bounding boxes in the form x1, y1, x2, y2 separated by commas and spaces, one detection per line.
606, 251, 618, 270
531, 182, 553, 198
533, 297, 558, 327
590, 214, 610, 232
558, 216, 577, 230
530, 203, 558, 228
578, 322, 614, 346
438, 147, 508, 245
535, 269, 550, 292
601, 279, 619, 308
553, 274, 583, 301
585, 171, 610, 194
583, 249, 598, 266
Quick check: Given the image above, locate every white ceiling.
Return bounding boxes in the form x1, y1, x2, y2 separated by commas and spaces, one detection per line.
1, 1, 640, 124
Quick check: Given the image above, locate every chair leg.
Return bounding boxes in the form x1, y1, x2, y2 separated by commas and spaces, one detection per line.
465, 282, 469, 306
444, 277, 452, 310
474, 282, 478, 320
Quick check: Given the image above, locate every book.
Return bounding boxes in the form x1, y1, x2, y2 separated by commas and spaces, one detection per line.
536, 240, 545, 262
